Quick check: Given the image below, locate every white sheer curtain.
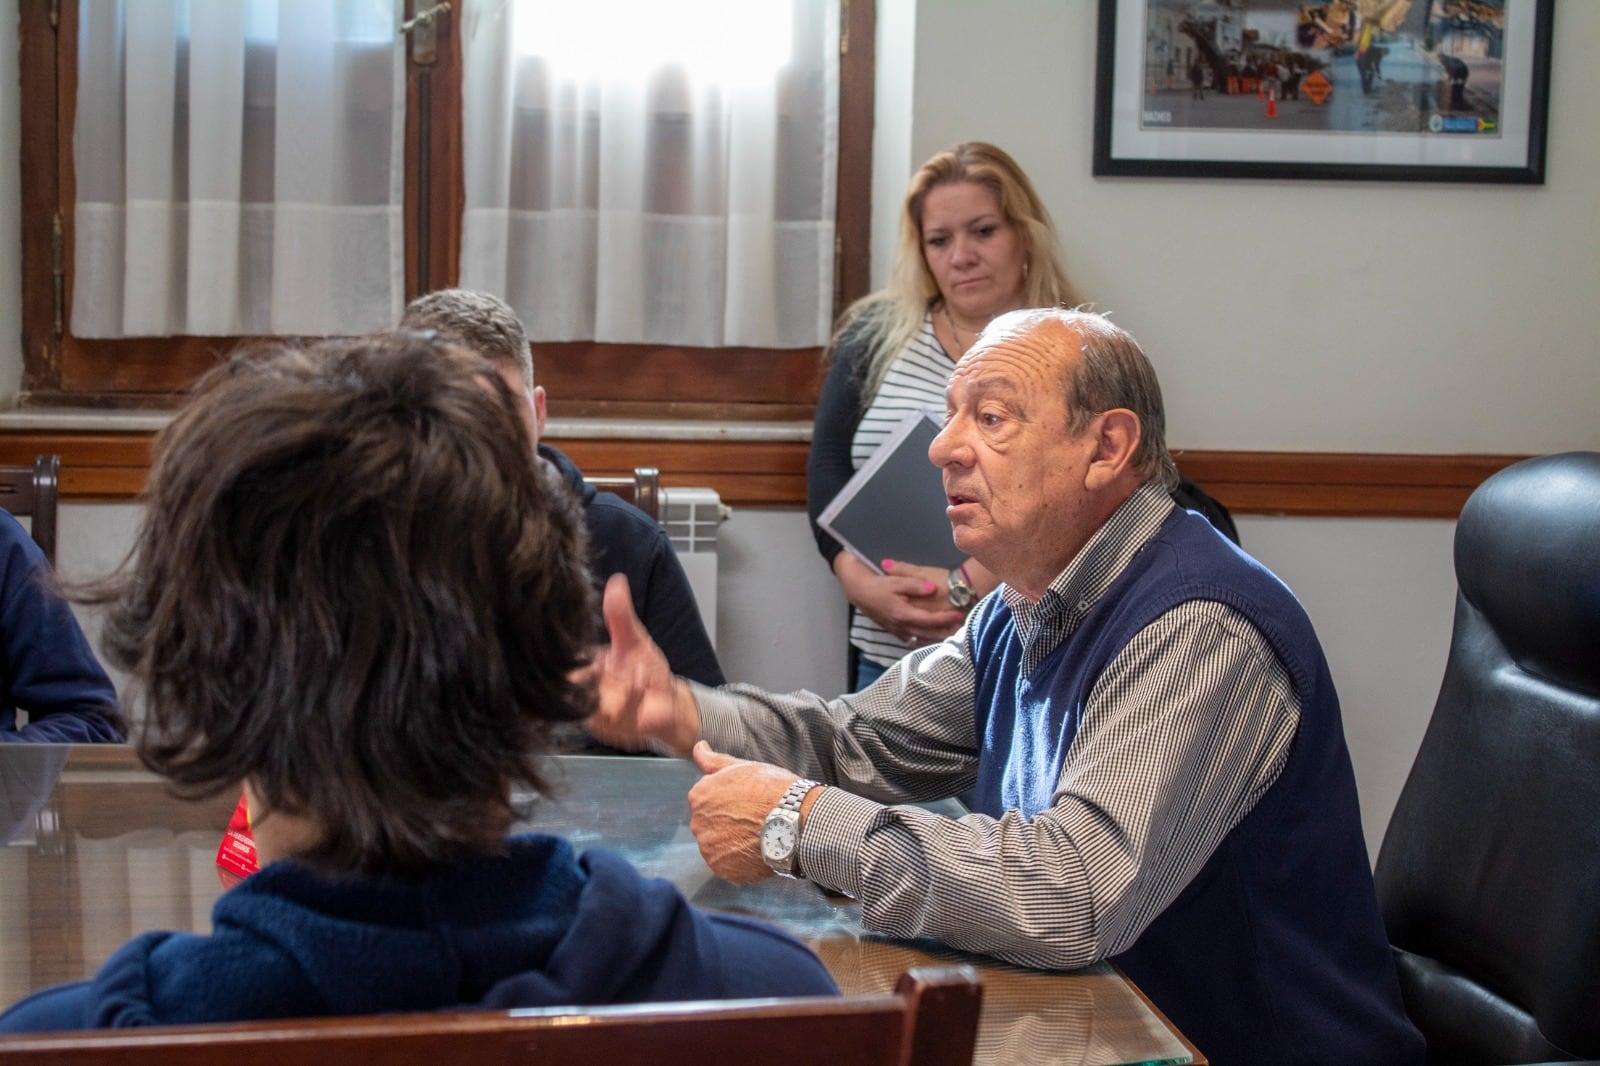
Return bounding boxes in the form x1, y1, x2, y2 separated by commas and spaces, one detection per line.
72, 0, 405, 338
459, 0, 839, 349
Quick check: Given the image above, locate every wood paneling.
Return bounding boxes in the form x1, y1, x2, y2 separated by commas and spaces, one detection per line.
0, 434, 153, 500
403, 0, 463, 297
18, 0, 61, 396
1174, 451, 1529, 518
0, 429, 1528, 516
536, 344, 828, 408
835, 0, 876, 317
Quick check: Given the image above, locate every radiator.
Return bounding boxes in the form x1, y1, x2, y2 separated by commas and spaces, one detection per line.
658, 487, 730, 648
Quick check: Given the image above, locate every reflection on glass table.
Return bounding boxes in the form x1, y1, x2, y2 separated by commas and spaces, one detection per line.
520, 757, 1199, 1066
2, 746, 1201, 1065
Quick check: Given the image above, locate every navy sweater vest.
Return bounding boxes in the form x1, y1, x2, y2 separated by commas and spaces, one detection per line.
968, 508, 1422, 1066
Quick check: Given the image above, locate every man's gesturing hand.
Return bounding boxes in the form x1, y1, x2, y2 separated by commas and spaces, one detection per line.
583, 574, 700, 755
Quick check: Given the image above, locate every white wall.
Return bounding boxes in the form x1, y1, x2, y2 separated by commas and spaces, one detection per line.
1236, 514, 1455, 855
905, 1, 1600, 454
16, 3, 1600, 862
715, 508, 851, 695
53, 503, 144, 699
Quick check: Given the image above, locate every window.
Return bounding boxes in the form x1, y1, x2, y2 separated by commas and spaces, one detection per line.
19, 0, 874, 423
71, 0, 405, 339
462, 0, 837, 350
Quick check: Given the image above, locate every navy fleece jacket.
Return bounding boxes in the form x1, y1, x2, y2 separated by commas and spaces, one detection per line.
0, 834, 835, 1031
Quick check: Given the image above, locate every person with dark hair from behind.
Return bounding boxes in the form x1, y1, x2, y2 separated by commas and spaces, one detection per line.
0, 510, 124, 743
400, 289, 724, 690
0, 333, 834, 1033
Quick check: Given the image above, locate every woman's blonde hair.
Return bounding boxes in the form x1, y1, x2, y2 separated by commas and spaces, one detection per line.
836, 141, 1078, 400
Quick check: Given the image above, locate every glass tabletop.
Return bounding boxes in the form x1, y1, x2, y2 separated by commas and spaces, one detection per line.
1, 745, 1198, 1065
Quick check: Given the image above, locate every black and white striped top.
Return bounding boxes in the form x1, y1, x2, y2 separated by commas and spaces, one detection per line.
846, 313, 957, 667
697, 483, 1300, 971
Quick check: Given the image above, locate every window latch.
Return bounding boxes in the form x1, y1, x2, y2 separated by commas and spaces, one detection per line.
401, 2, 451, 65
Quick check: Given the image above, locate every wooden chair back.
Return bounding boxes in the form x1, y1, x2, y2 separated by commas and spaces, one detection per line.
584, 465, 661, 522
0, 454, 60, 565
0, 966, 981, 1066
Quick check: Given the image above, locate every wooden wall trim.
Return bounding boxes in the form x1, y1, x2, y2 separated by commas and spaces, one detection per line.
1172, 451, 1530, 519
0, 430, 1530, 518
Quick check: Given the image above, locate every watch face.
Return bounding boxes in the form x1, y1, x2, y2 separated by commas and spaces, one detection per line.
761, 816, 797, 861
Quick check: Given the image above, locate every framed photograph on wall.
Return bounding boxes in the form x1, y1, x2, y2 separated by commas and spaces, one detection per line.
1093, 0, 1553, 183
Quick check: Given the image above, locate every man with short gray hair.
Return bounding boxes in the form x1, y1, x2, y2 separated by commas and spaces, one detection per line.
401, 289, 723, 689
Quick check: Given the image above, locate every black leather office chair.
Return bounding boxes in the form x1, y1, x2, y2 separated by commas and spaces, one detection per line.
1373, 451, 1600, 1066
0, 454, 61, 566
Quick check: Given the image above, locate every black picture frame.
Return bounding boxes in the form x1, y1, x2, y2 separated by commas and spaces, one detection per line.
1092, 0, 1553, 183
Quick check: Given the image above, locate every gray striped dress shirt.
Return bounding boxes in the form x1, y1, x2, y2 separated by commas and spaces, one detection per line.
697, 482, 1299, 971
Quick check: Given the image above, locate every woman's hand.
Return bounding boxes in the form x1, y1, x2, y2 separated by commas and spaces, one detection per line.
832, 554, 965, 645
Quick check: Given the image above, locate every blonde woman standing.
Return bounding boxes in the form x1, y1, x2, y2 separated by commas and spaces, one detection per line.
807, 142, 1078, 689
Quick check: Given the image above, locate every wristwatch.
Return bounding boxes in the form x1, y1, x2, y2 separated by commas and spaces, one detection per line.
760, 778, 819, 878
947, 565, 976, 609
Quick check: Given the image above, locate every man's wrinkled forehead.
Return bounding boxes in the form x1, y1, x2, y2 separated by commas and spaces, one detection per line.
948, 317, 1079, 399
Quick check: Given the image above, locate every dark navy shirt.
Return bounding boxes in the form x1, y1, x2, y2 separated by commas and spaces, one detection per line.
0, 511, 123, 743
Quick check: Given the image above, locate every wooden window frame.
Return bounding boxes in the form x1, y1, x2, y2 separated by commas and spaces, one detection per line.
17, 0, 876, 425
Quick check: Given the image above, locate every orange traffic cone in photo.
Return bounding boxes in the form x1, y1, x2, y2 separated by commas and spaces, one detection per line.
1265, 88, 1278, 118
1258, 79, 1265, 99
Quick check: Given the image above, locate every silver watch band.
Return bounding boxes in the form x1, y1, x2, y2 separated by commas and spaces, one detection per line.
779, 778, 818, 813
